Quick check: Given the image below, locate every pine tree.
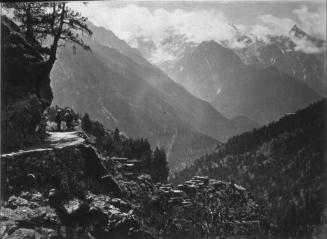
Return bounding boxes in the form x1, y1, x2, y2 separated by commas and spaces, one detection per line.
113, 128, 121, 143
81, 113, 92, 132
4, 2, 92, 75
152, 147, 169, 183
3, 3, 45, 44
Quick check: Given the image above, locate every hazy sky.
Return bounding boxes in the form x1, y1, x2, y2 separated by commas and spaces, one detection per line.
70, 1, 326, 61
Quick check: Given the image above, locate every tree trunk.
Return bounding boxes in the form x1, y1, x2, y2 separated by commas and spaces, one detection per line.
25, 4, 34, 43
46, 3, 66, 75
46, 35, 59, 74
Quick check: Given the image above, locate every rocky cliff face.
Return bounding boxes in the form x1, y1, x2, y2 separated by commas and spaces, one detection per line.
1, 16, 53, 153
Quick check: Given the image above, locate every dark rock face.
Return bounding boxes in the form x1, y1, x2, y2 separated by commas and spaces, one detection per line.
1, 16, 53, 153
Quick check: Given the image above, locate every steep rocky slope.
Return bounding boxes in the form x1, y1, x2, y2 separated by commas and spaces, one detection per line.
88, 38, 236, 141
88, 22, 152, 69
1, 16, 53, 153
174, 99, 327, 237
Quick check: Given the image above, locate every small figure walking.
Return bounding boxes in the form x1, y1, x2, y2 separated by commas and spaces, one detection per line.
55, 109, 62, 131
64, 110, 73, 131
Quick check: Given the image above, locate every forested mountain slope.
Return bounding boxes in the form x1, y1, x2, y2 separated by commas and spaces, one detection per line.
174, 99, 327, 236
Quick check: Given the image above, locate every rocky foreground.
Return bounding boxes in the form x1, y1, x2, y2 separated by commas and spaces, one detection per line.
1, 131, 264, 239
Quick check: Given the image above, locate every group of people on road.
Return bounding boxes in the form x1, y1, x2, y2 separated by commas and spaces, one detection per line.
55, 108, 74, 131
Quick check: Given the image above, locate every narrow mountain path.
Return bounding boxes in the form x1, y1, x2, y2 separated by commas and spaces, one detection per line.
2, 131, 85, 157
44, 131, 85, 148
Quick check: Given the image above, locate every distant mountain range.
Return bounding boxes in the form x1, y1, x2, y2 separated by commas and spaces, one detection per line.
148, 25, 324, 125
173, 99, 326, 236
162, 40, 255, 103
51, 22, 249, 172
235, 25, 325, 95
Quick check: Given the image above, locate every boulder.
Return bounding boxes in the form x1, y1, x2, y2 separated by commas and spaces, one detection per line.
110, 198, 131, 212
0, 192, 60, 239
78, 144, 107, 177
6, 228, 40, 239
62, 198, 84, 216
100, 174, 122, 196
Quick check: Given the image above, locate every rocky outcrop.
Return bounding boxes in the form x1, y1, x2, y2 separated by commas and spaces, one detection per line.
1, 130, 263, 239
1, 16, 53, 153
1, 132, 151, 238
146, 176, 262, 239
1, 133, 119, 200
1, 190, 152, 239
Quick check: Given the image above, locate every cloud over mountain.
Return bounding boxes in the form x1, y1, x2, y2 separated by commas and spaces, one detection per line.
70, 2, 325, 62
293, 6, 326, 39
